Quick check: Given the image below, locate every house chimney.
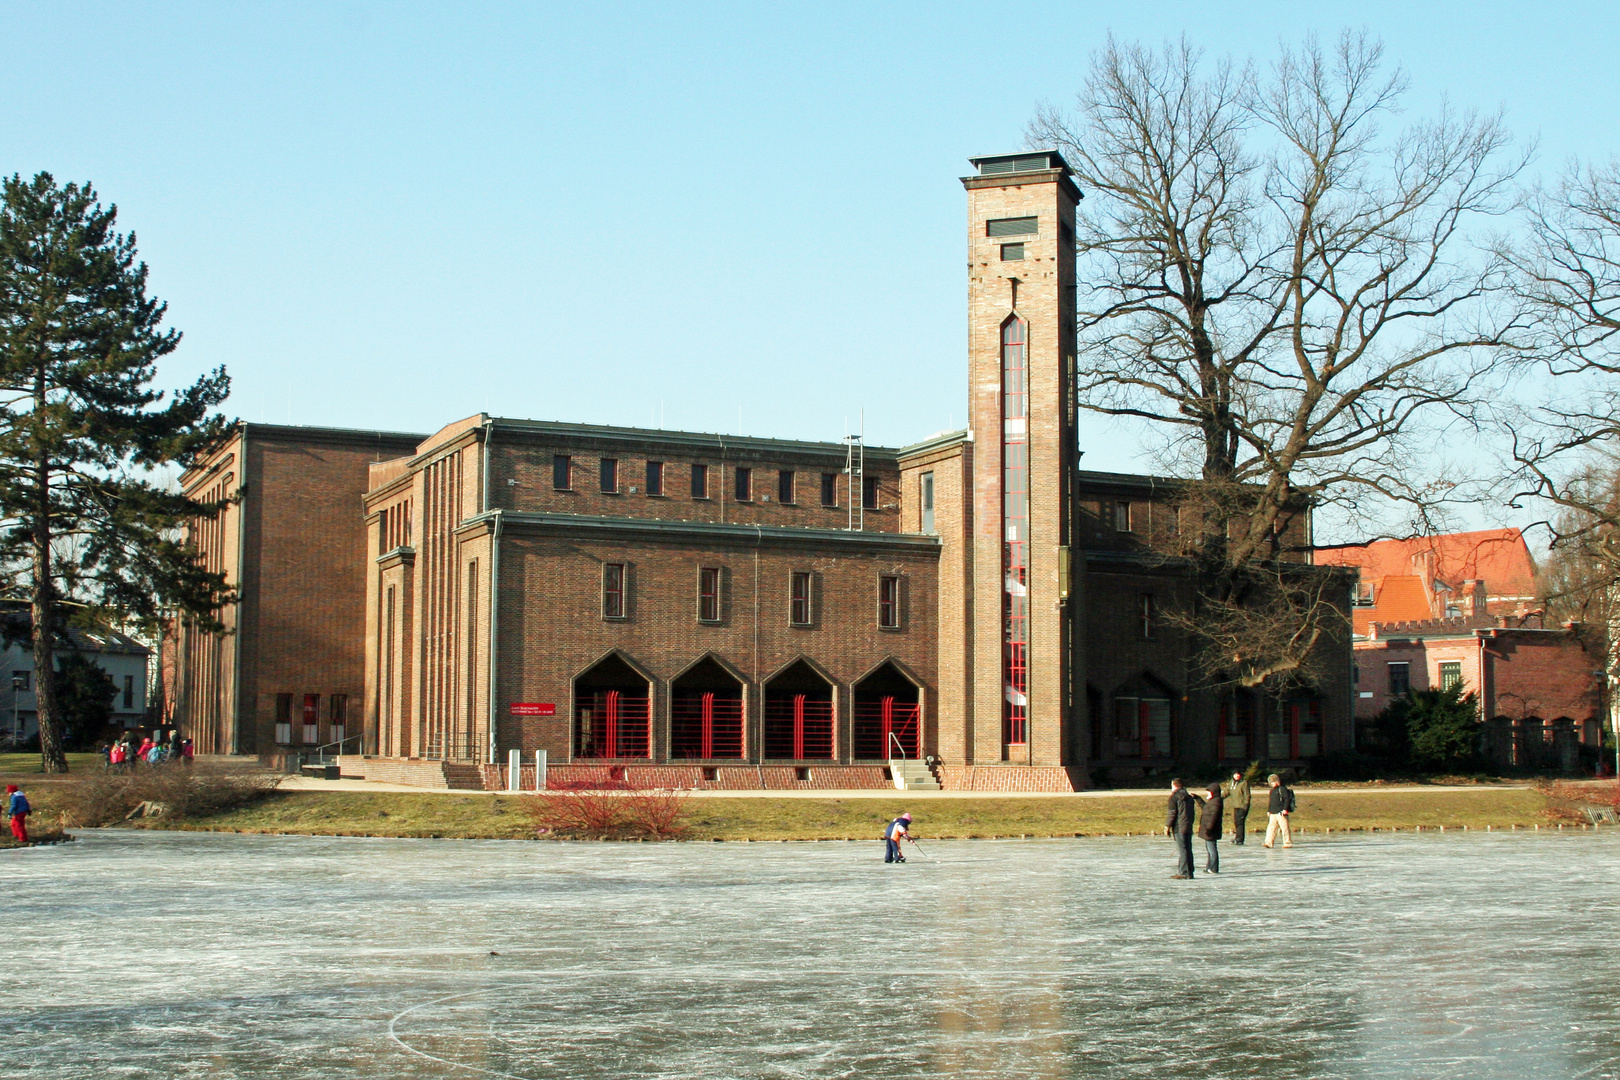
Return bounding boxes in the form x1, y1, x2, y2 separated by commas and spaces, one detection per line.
1463, 579, 1487, 618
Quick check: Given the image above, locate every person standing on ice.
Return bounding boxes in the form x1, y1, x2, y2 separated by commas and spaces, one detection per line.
1197, 784, 1224, 874
1164, 779, 1197, 879
1264, 773, 1295, 849
1222, 770, 1251, 845
5, 784, 30, 844
883, 812, 912, 863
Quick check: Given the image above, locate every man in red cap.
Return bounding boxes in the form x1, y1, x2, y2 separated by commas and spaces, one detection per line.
5, 785, 29, 844
884, 812, 912, 863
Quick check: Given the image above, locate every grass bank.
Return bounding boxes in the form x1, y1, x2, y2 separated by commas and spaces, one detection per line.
86, 786, 1556, 842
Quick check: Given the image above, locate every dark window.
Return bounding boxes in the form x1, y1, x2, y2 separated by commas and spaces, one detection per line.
987, 216, 1039, 237
1439, 661, 1463, 692
734, 466, 752, 502
552, 454, 572, 491
302, 694, 319, 744
603, 563, 625, 619
11, 670, 28, 692
921, 472, 935, 534
599, 458, 618, 493
122, 675, 134, 709
878, 575, 900, 629
698, 567, 720, 622
1388, 662, 1410, 697
691, 463, 709, 499
1000, 242, 1025, 261
790, 571, 812, 626
778, 469, 795, 504
863, 475, 880, 510
646, 460, 664, 497
1113, 500, 1132, 532
1140, 594, 1156, 640
821, 472, 838, 507
275, 694, 292, 722
330, 694, 348, 723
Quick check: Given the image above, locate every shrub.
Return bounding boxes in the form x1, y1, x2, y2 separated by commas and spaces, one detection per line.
1539, 779, 1620, 822
51, 759, 283, 827
524, 782, 691, 840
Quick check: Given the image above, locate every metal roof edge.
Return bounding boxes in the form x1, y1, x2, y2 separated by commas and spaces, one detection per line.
462, 510, 941, 551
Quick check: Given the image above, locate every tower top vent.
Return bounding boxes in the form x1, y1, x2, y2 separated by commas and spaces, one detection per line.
969, 152, 1071, 177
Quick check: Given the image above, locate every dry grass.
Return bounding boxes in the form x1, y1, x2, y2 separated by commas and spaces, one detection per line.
117, 786, 1553, 842
42, 760, 284, 828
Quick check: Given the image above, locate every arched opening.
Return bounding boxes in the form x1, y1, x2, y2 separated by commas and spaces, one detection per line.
670, 657, 744, 759
763, 660, 834, 760
574, 654, 651, 759
1110, 674, 1175, 761
1219, 689, 1258, 761
1275, 695, 1323, 760
853, 662, 920, 759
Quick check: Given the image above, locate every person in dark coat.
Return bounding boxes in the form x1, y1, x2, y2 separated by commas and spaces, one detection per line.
1222, 770, 1251, 845
1264, 773, 1295, 848
1164, 778, 1197, 879
1197, 785, 1224, 874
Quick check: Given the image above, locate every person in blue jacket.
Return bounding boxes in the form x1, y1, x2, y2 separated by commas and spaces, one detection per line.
6, 784, 30, 844
884, 813, 912, 863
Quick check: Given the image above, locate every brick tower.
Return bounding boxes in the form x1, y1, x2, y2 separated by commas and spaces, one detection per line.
963, 153, 1080, 768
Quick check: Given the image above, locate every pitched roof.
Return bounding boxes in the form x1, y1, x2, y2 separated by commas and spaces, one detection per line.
1315, 528, 1537, 598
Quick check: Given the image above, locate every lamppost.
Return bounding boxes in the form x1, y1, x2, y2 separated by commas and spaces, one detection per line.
11, 674, 24, 747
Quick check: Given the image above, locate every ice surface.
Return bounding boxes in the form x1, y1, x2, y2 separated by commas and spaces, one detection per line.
2, 829, 1618, 1079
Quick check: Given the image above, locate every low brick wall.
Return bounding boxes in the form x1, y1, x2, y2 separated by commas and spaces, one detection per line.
475, 763, 895, 792
937, 765, 1083, 792
336, 756, 451, 789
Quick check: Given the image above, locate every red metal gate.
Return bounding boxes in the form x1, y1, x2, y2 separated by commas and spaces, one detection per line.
575, 689, 651, 759
763, 692, 834, 759
671, 690, 744, 759
854, 695, 919, 759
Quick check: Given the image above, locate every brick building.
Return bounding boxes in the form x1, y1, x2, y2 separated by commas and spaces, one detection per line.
173, 423, 422, 756
176, 153, 1354, 788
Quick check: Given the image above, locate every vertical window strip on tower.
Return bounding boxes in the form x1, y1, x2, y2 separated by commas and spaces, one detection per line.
1001, 316, 1029, 748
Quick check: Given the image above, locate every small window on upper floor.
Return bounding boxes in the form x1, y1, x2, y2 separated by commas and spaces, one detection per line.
600, 458, 619, 494
698, 567, 721, 623
790, 570, 812, 626
552, 454, 572, 491
1388, 662, 1410, 697
603, 563, 626, 620
691, 463, 709, 500
878, 575, 900, 629
734, 466, 752, 502
1439, 661, 1463, 693
778, 469, 795, 505
920, 472, 935, 535
1000, 243, 1025, 261
646, 460, 664, 497
987, 216, 1038, 237
1353, 580, 1375, 607
821, 472, 838, 507
1139, 594, 1157, 640
1113, 500, 1132, 532
862, 475, 880, 511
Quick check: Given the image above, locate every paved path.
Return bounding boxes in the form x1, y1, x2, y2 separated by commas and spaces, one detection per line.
277, 775, 1533, 799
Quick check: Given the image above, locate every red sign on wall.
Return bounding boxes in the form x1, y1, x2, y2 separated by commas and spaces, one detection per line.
509, 703, 555, 716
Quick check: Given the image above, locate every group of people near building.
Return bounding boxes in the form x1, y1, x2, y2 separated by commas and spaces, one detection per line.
102, 731, 192, 770
1165, 771, 1296, 879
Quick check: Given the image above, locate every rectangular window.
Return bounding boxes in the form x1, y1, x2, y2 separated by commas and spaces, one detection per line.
1139, 594, 1156, 640
790, 571, 812, 626
698, 567, 720, 622
646, 460, 664, 497
921, 472, 935, 534
275, 693, 292, 744
878, 575, 900, 629
1113, 500, 1132, 532
603, 563, 626, 619
599, 458, 618, 493
778, 469, 795, 505
1000, 242, 1025, 260
1439, 661, 1463, 692
122, 675, 134, 709
691, 463, 709, 499
11, 670, 28, 692
734, 466, 752, 502
1353, 580, 1375, 607
552, 454, 572, 491
302, 694, 319, 744
863, 475, 880, 510
987, 216, 1039, 237
1388, 662, 1410, 697
821, 472, 838, 507
329, 694, 348, 724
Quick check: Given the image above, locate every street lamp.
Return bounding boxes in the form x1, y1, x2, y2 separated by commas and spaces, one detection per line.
11, 675, 24, 747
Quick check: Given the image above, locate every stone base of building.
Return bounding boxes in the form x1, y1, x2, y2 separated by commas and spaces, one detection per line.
936, 765, 1085, 792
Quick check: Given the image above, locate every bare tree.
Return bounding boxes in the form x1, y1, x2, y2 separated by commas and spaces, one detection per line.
1502, 160, 1620, 741
1029, 31, 1528, 688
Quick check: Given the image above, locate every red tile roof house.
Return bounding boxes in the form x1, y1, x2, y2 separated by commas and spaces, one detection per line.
1315, 530, 1605, 770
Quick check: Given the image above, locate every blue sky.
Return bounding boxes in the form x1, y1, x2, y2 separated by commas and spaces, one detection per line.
4, 2, 1616, 475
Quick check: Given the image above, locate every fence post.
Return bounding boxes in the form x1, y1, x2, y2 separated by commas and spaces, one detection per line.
507, 748, 521, 793
534, 749, 547, 792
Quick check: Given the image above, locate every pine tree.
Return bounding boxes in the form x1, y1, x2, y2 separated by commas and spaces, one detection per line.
0, 172, 233, 772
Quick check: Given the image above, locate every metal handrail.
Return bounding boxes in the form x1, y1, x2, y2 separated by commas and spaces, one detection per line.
315, 734, 363, 765
888, 731, 907, 760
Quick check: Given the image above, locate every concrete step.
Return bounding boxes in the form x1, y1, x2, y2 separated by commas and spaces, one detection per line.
889, 760, 941, 791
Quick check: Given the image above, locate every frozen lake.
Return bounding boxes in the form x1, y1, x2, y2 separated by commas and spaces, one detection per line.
4, 829, 1619, 1079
